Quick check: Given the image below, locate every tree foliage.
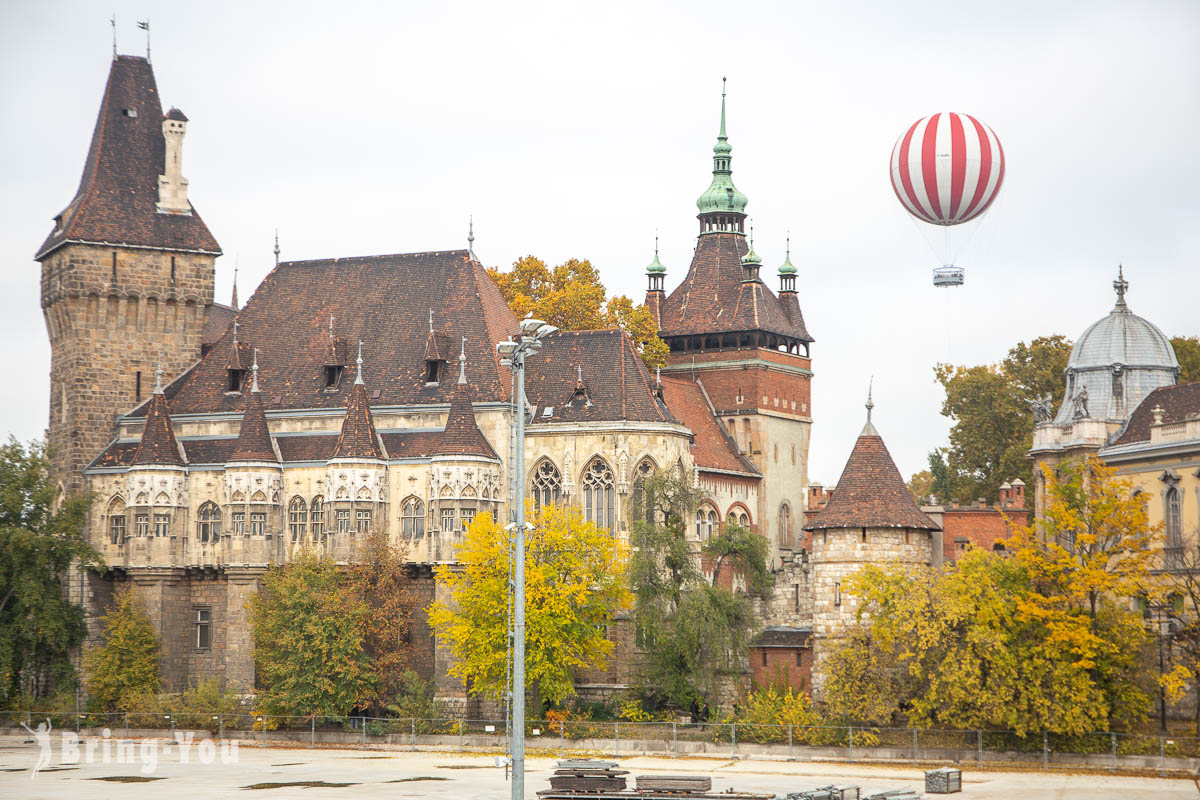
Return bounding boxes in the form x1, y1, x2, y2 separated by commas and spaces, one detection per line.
428, 506, 631, 715
630, 471, 770, 716
0, 438, 100, 705
249, 552, 376, 716
934, 335, 1072, 502
83, 588, 161, 711
344, 529, 416, 709
822, 457, 1158, 734
1172, 335, 1200, 383
488, 255, 668, 368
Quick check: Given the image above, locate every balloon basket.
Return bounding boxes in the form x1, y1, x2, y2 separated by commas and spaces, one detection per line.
932, 266, 964, 288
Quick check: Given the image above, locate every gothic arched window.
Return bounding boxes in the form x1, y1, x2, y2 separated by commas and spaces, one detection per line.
531, 460, 562, 510
108, 498, 126, 544
632, 458, 657, 523
778, 503, 793, 549
288, 497, 307, 542
402, 497, 425, 539
1166, 487, 1183, 568
310, 495, 324, 540
582, 457, 615, 530
197, 501, 221, 543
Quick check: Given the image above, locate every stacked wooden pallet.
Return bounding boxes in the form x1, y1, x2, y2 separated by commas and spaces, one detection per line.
546, 760, 628, 793
787, 785, 861, 800
634, 775, 713, 793
924, 768, 961, 794
538, 759, 772, 800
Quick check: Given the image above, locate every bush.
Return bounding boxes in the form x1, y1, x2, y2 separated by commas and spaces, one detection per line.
83, 589, 160, 711
385, 670, 454, 734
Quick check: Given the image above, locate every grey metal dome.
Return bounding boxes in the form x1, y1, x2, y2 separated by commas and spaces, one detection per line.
1054, 269, 1178, 424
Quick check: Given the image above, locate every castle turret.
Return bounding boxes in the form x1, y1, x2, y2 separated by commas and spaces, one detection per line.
223, 351, 283, 563
325, 343, 387, 555
157, 108, 191, 213
124, 364, 189, 565
644, 239, 667, 328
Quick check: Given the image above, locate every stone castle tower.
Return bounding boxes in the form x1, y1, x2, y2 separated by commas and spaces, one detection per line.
36, 54, 224, 491
647, 83, 813, 559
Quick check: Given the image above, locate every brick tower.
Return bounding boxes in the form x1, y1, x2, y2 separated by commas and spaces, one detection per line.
650, 82, 813, 560
36, 54, 222, 491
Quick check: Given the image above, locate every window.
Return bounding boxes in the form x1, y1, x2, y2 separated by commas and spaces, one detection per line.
461, 507, 475, 531
289, 497, 307, 541
109, 512, 126, 544
401, 497, 425, 539
310, 496, 324, 539
231, 511, 245, 536
135, 513, 149, 537
323, 365, 344, 389
1166, 487, 1183, 568
250, 512, 266, 536
696, 507, 717, 541
356, 508, 372, 534
194, 607, 211, 650
228, 368, 246, 393
531, 461, 562, 510
778, 503, 793, 549
762, 651, 768, 667
425, 360, 443, 384
198, 502, 221, 543
582, 457, 615, 530
632, 458, 656, 523
441, 507, 456, 533
154, 514, 170, 538
695, 511, 705, 539
796, 652, 803, 667
739, 512, 749, 528
336, 509, 351, 533
834, 581, 841, 606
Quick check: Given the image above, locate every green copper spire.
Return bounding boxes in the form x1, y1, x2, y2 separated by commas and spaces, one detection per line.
696, 77, 748, 217
778, 232, 797, 275
646, 234, 666, 274
741, 224, 761, 266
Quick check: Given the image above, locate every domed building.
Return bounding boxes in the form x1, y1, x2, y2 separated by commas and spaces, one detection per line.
1029, 268, 1180, 514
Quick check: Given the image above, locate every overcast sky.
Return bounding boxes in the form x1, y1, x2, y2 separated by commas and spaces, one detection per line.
2, 1, 1197, 486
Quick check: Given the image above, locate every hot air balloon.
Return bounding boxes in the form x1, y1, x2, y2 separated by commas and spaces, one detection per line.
890, 112, 1005, 287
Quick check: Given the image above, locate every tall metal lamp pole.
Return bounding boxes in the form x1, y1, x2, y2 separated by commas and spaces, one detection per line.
498, 317, 557, 800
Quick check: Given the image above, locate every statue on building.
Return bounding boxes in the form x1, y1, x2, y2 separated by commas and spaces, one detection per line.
1071, 385, 1089, 420
1029, 393, 1054, 424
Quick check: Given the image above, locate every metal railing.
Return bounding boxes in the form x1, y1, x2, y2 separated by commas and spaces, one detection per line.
4, 711, 1198, 771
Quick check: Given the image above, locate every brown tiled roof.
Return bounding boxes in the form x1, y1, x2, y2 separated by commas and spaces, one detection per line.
658, 233, 812, 342
228, 391, 278, 462
805, 429, 938, 531
1112, 382, 1200, 445
202, 304, 236, 351
36, 56, 220, 260
131, 250, 517, 416
660, 376, 758, 475
130, 392, 185, 466
331, 382, 384, 459
524, 330, 679, 425
434, 380, 499, 459
753, 626, 813, 648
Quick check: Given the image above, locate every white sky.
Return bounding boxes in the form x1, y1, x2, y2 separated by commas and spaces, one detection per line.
1, 0, 1197, 486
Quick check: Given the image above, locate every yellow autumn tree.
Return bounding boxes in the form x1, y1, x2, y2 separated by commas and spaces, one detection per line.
427, 505, 631, 716
487, 256, 668, 369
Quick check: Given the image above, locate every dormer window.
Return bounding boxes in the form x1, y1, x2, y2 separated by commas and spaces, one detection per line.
323, 365, 344, 389
425, 359, 443, 384
122, 107, 138, 118
228, 368, 247, 393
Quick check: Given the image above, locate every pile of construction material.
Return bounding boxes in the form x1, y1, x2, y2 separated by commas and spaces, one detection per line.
788, 786, 861, 800
546, 760, 628, 793
924, 768, 961, 794
635, 775, 713, 793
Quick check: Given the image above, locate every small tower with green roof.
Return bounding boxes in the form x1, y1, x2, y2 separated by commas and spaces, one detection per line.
740, 225, 762, 282
646, 235, 666, 293
696, 78, 749, 235
778, 234, 797, 294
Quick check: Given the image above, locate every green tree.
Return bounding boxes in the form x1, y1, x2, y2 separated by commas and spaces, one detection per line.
83, 588, 160, 711
428, 506, 631, 716
1172, 335, 1200, 383
249, 551, 376, 716
935, 335, 1072, 501
631, 471, 770, 716
344, 529, 416, 712
488, 255, 668, 369
907, 470, 935, 504
0, 438, 100, 705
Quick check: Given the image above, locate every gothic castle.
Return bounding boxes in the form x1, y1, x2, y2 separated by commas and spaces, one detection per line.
41, 54, 965, 706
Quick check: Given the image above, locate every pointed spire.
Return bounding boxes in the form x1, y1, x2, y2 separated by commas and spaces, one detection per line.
231, 260, 239, 309
741, 223, 761, 265
229, 359, 277, 463
111, 14, 117, 59
861, 377, 879, 436
153, 355, 164, 394
646, 232, 667, 275
250, 348, 260, 393
467, 216, 476, 259
354, 338, 365, 386
429, 308, 434, 333
331, 374, 383, 460
132, 368, 185, 467
778, 231, 797, 275
435, 349, 499, 460
1113, 264, 1129, 310
696, 77, 748, 218
458, 337, 468, 385
273, 229, 280, 267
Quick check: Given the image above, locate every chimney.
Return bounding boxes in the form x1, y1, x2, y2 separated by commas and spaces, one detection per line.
807, 483, 828, 511
976, 497, 987, 509
157, 108, 191, 213
999, 482, 1012, 507
1009, 478, 1026, 509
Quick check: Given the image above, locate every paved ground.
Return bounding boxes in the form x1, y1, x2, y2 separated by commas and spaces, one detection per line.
0, 737, 1194, 799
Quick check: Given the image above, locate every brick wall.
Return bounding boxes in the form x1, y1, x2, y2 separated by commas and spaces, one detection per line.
749, 646, 813, 693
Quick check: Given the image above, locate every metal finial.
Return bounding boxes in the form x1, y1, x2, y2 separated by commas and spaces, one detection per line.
354, 338, 365, 386
1113, 265, 1129, 309
137, 19, 150, 62
467, 216, 475, 257
786, 230, 791, 259
232, 320, 239, 344
719, 77, 728, 139
655, 366, 661, 386
428, 308, 434, 333
578, 364, 583, 382
654, 230, 659, 258
154, 355, 164, 394
458, 337, 467, 385
273, 228, 280, 267
111, 14, 117, 59
250, 348, 260, 393
328, 313, 334, 339
866, 377, 874, 421
231, 259, 239, 309
749, 221, 754, 249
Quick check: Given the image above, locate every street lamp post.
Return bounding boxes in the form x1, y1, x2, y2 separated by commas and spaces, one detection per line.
498, 317, 557, 800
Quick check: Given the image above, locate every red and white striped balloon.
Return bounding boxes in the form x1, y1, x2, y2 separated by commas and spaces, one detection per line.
890, 112, 1005, 226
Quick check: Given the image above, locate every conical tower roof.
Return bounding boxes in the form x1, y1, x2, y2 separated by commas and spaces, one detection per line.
805, 393, 937, 531
229, 354, 278, 462
131, 369, 185, 467
330, 345, 383, 460
434, 342, 499, 459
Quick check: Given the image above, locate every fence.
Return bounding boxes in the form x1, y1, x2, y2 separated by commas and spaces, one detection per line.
4, 711, 1198, 772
